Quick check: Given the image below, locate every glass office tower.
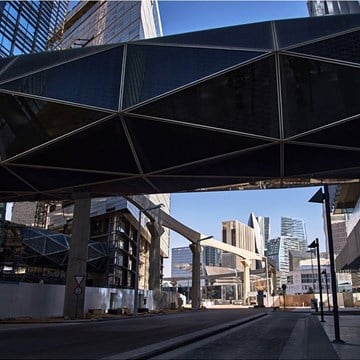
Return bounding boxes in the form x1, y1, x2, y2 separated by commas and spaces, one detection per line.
0, 1, 68, 57
54, 0, 163, 49
307, 1, 360, 16
281, 217, 307, 252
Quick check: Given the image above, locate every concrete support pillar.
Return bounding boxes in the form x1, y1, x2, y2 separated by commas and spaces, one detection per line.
242, 260, 251, 305
147, 221, 164, 291
63, 193, 91, 319
190, 241, 201, 309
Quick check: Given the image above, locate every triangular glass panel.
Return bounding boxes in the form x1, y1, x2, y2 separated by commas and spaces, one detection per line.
90, 177, 158, 195
280, 55, 360, 138
0, 92, 110, 159
284, 144, 360, 176
49, 234, 69, 249
131, 56, 279, 138
124, 115, 271, 173
9, 166, 126, 192
44, 237, 64, 254
165, 143, 280, 178
138, 20, 274, 50
12, 116, 140, 174
289, 30, 360, 65
0, 46, 124, 110
292, 119, 360, 149
276, 13, 360, 49
0, 57, 15, 76
0, 166, 34, 191
123, 44, 265, 108
24, 236, 46, 254
147, 176, 259, 194
0, 44, 118, 84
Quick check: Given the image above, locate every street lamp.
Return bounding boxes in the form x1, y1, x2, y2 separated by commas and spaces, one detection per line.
308, 238, 325, 322
133, 203, 164, 316
322, 269, 331, 312
306, 248, 317, 295
263, 255, 270, 307
309, 186, 344, 343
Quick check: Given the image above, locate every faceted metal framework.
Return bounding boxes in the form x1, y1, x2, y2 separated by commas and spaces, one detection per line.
21, 227, 108, 271
0, 14, 359, 202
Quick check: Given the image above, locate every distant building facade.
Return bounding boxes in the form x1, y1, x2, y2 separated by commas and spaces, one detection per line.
222, 219, 257, 270
52, 0, 162, 50
256, 216, 270, 246
0, 0, 68, 57
171, 245, 221, 287
286, 258, 352, 295
307, 1, 360, 16
266, 236, 303, 289
281, 216, 307, 252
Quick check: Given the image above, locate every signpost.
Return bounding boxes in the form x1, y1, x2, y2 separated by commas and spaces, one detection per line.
281, 284, 286, 310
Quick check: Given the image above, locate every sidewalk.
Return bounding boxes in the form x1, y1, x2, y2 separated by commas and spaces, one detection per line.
319, 312, 360, 360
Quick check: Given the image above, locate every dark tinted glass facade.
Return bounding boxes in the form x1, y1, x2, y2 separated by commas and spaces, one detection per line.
0, 1, 68, 57
0, 14, 359, 202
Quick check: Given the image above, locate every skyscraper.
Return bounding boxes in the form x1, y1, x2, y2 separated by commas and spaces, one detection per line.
52, 0, 162, 50
222, 219, 257, 270
281, 216, 307, 251
307, 0, 360, 16
0, 1, 68, 57
266, 236, 303, 289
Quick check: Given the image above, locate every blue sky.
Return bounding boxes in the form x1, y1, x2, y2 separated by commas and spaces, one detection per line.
158, 1, 309, 35
157, 1, 327, 276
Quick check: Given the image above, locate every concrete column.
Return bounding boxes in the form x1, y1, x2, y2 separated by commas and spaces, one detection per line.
190, 242, 201, 309
242, 260, 251, 305
147, 221, 164, 291
63, 193, 91, 319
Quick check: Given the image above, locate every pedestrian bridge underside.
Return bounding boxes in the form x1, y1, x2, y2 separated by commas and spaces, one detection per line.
0, 14, 359, 203
1, 14, 360, 314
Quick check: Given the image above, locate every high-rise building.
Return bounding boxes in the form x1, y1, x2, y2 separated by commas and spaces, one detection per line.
0, 1, 68, 57
51, 0, 162, 50
266, 236, 303, 289
171, 245, 221, 287
222, 219, 257, 270
307, 0, 360, 16
171, 246, 193, 287
256, 216, 270, 244
281, 216, 307, 251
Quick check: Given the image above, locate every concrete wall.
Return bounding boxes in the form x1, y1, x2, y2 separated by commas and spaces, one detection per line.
0, 282, 179, 319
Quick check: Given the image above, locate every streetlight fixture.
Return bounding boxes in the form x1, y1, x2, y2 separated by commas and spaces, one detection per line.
133, 203, 164, 316
308, 238, 325, 322
309, 186, 344, 343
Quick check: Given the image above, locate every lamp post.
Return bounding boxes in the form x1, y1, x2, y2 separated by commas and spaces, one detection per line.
307, 248, 316, 295
133, 203, 164, 316
309, 186, 344, 343
263, 256, 270, 307
322, 269, 331, 312
308, 238, 325, 322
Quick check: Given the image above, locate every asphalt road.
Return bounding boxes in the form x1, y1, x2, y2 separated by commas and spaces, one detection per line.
150, 311, 314, 360
0, 308, 339, 360
0, 308, 265, 359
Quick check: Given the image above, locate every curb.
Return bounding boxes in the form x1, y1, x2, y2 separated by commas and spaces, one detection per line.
102, 311, 268, 360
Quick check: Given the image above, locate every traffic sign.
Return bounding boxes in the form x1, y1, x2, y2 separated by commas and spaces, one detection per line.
75, 275, 84, 285
74, 286, 82, 296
